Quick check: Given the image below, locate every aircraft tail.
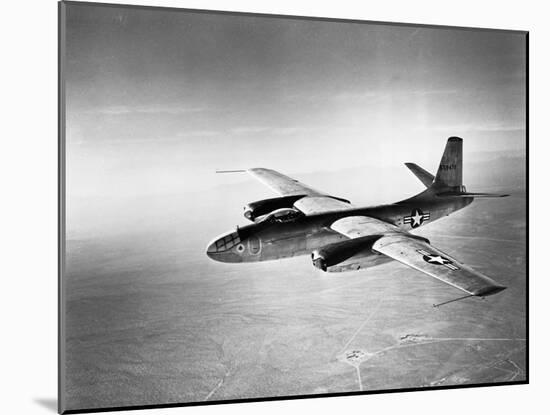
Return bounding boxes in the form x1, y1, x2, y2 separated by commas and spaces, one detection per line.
404, 136, 508, 198
433, 136, 463, 191
405, 163, 434, 188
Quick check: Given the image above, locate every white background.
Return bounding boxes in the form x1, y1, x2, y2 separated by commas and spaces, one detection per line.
0, 0, 544, 414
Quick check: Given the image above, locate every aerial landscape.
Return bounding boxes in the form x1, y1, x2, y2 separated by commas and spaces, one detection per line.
64, 153, 526, 410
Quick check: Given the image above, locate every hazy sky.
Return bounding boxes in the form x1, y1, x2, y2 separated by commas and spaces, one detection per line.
64, 3, 526, 201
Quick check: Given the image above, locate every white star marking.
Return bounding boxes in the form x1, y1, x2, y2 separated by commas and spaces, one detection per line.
427, 255, 448, 265
411, 210, 423, 226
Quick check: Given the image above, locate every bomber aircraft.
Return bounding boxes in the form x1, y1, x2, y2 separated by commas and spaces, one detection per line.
206, 137, 508, 305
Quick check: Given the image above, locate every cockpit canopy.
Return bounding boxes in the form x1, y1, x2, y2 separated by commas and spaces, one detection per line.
243, 195, 306, 222
260, 207, 304, 224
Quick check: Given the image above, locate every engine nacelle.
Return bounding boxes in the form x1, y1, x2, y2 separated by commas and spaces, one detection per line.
243, 195, 306, 222
311, 235, 383, 272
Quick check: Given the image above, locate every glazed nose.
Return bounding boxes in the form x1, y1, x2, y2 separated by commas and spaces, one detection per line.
206, 241, 217, 254
207, 231, 240, 253
205, 231, 243, 263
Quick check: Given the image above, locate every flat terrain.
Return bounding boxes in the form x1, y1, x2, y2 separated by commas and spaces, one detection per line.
64, 161, 526, 410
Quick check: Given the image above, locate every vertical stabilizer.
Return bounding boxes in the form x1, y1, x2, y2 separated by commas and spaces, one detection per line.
433, 137, 463, 190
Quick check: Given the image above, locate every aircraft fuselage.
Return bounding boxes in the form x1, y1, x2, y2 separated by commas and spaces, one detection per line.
206, 191, 473, 270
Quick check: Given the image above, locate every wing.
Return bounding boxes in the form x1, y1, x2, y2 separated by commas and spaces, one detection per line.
330, 215, 403, 236
372, 234, 506, 296
247, 168, 354, 215
247, 168, 325, 197
330, 216, 506, 297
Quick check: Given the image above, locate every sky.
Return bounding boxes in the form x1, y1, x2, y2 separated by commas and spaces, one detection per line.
63, 3, 526, 235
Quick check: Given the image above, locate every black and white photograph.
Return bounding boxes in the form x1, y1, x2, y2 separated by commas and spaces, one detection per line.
59, 1, 527, 413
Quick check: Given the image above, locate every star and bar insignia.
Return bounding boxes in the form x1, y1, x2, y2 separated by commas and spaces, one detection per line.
417, 249, 460, 271
403, 208, 430, 228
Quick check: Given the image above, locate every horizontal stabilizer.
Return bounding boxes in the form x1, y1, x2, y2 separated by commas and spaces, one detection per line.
436, 191, 509, 198
405, 163, 434, 188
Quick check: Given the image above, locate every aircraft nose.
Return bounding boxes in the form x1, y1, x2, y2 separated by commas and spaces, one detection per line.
206, 241, 217, 254
205, 231, 244, 263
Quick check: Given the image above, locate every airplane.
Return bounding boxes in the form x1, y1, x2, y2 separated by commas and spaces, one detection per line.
206, 137, 508, 305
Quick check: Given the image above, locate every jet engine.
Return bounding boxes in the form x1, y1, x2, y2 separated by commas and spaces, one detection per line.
311, 235, 383, 272
243, 195, 306, 221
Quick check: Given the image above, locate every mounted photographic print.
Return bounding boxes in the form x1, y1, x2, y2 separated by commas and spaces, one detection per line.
58, 1, 528, 413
